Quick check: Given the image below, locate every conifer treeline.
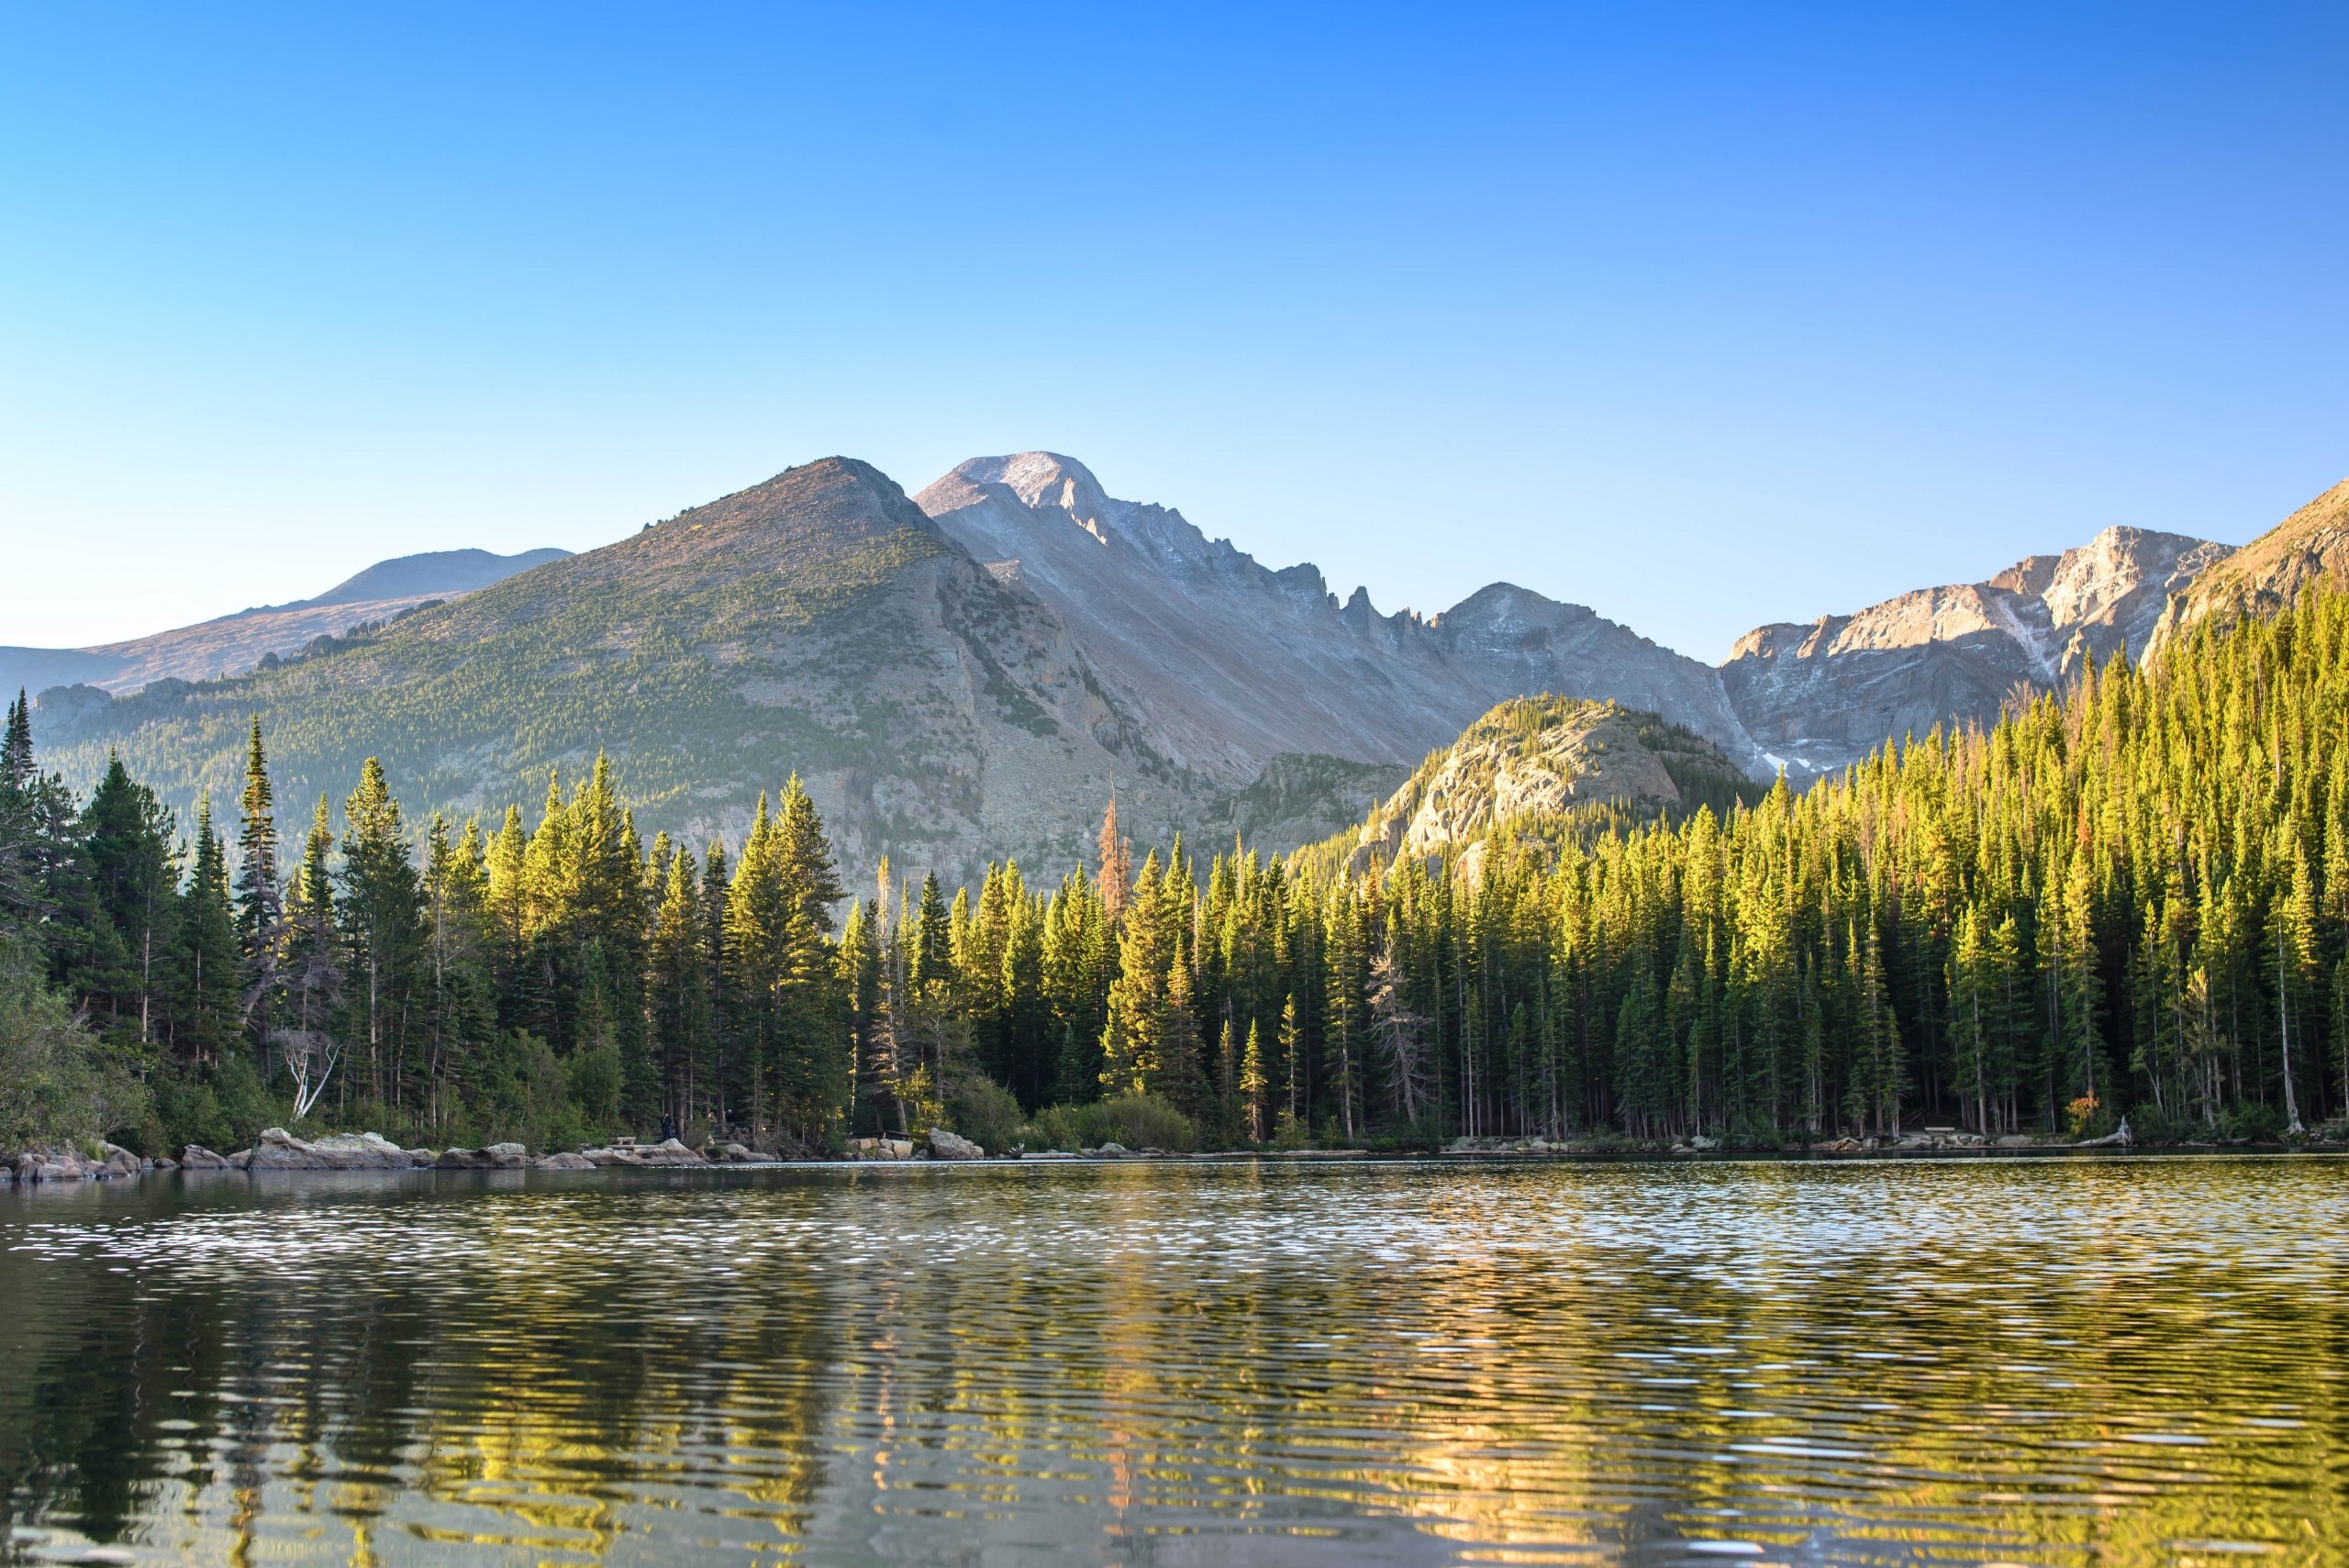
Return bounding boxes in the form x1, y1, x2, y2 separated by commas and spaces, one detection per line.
6, 584, 2349, 1153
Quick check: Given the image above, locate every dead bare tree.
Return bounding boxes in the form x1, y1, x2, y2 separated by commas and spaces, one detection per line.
1369, 939, 1430, 1128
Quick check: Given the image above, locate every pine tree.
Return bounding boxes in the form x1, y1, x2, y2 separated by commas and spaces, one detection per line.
648, 843, 711, 1130
233, 718, 283, 1056
171, 797, 239, 1069
340, 759, 423, 1111
1097, 792, 1131, 923
1100, 851, 1170, 1098
2, 690, 32, 790
418, 816, 493, 1135
1239, 1018, 1268, 1141
274, 796, 343, 1118
74, 755, 179, 1046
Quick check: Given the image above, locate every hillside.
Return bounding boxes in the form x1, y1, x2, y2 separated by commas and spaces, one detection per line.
31, 461, 1198, 891
1720, 525, 2231, 778
2143, 476, 2349, 662
1297, 695, 1757, 883
0, 546, 570, 696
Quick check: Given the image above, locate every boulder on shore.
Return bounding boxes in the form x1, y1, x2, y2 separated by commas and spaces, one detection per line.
850, 1137, 917, 1160
178, 1145, 235, 1171
583, 1137, 707, 1168
535, 1151, 596, 1171
435, 1143, 529, 1171
14, 1148, 96, 1183
927, 1129, 984, 1161
707, 1142, 783, 1164
241, 1129, 429, 1171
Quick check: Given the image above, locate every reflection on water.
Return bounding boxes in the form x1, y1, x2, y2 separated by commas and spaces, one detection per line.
2, 1158, 2344, 1565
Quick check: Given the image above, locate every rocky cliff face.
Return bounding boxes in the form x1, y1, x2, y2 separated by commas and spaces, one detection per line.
918, 452, 1771, 784
1720, 526, 2231, 778
2143, 477, 2349, 664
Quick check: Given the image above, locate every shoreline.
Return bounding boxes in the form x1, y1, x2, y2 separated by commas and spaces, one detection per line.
8, 1140, 2342, 1187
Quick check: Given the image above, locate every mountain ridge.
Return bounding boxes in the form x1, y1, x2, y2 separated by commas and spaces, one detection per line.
27, 451, 2342, 895
918, 451, 1772, 785
1, 545, 571, 697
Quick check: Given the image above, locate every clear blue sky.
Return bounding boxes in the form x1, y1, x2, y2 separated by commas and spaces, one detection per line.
4, 2, 2344, 660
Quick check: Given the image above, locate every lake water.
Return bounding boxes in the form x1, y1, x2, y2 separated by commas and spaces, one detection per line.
2, 1157, 2343, 1566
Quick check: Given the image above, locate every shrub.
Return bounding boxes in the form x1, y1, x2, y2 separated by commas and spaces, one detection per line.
2065, 1094, 2101, 1139
2126, 1105, 2204, 1148
945, 1073, 1024, 1153
564, 1040, 623, 1132
1021, 1093, 1197, 1153
0, 938, 147, 1151
1096, 1093, 1196, 1152
1025, 1103, 1092, 1152
2222, 1101, 2287, 1143
209, 1054, 284, 1148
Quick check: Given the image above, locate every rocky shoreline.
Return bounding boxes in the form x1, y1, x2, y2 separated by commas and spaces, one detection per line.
8, 1121, 2336, 1184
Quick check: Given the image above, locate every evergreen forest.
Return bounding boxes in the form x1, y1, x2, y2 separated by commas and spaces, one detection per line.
9, 583, 2349, 1159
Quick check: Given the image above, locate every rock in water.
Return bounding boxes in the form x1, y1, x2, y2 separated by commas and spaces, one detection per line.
435, 1144, 530, 1170
243, 1129, 422, 1171
582, 1138, 707, 1168
535, 1151, 596, 1171
928, 1129, 984, 1161
178, 1146, 235, 1171
14, 1148, 96, 1183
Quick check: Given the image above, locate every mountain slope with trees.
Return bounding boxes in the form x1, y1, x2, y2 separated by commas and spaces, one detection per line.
10, 566, 2349, 1159
31, 459, 1195, 895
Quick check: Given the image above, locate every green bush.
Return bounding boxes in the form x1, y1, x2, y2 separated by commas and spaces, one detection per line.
1025, 1103, 1092, 1153
1020, 1093, 1197, 1153
0, 938, 147, 1151
2222, 1101, 2288, 1143
2126, 1105, 2205, 1148
564, 1040, 623, 1134
944, 1073, 1024, 1153
1096, 1093, 1196, 1152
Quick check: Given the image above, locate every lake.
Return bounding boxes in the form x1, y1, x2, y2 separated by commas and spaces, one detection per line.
2, 1157, 2343, 1565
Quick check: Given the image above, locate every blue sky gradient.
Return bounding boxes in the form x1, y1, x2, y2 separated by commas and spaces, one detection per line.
4, 2, 2344, 658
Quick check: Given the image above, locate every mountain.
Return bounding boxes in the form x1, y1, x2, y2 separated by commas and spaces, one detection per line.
0, 546, 571, 698
27, 450, 2326, 895
30, 460, 1192, 891
918, 452, 1771, 783
1720, 526, 2232, 778
2143, 477, 2349, 663
305, 547, 573, 606
1311, 695, 1753, 882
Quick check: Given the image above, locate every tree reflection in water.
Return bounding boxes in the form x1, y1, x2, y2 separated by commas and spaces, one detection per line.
1, 1158, 2343, 1564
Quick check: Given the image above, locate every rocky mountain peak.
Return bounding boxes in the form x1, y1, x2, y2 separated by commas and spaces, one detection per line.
1720, 517, 2233, 780
2038, 526, 2231, 634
